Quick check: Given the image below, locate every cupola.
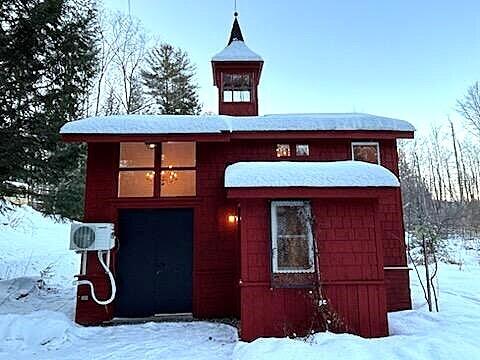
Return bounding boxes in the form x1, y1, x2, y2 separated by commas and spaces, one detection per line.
211, 12, 263, 116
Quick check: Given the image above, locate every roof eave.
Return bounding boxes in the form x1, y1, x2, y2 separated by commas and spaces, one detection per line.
226, 186, 399, 199
61, 129, 413, 143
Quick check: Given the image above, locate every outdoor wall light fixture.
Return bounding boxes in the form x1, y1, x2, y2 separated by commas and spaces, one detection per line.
227, 214, 238, 224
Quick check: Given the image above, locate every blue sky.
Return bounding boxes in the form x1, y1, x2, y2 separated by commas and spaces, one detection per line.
103, 0, 480, 133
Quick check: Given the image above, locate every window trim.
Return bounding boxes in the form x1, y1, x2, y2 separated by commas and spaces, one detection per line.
351, 141, 381, 165
271, 200, 315, 274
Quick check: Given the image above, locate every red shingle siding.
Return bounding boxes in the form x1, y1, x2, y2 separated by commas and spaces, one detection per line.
238, 198, 389, 340
77, 137, 410, 333
76, 143, 118, 325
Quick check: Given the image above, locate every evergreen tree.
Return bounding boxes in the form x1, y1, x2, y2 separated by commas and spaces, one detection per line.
141, 43, 201, 115
0, 0, 99, 220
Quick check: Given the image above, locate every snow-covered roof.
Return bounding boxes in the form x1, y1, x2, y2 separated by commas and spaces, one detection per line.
60, 113, 415, 135
60, 115, 227, 134
224, 161, 400, 188
228, 113, 415, 132
212, 40, 263, 62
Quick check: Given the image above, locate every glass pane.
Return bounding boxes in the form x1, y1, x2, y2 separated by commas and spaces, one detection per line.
223, 73, 251, 90
161, 170, 196, 197
353, 144, 379, 164
118, 171, 154, 197
276, 144, 291, 158
296, 144, 309, 156
161, 142, 196, 168
119, 142, 154, 168
277, 236, 310, 270
233, 90, 251, 102
276, 205, 311, 271
223, 90, 233, 102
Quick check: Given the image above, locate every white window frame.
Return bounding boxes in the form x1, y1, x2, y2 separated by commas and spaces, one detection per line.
351, 141, 381, 164
271, 200, 315, 273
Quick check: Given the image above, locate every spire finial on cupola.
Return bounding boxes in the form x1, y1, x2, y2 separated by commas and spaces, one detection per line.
228, 11, 244, 45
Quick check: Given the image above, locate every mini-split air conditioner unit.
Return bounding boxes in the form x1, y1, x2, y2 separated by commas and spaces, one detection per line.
69, 223, 115, 251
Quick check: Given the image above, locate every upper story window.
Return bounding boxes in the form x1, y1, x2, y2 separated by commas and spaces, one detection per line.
276, 144, 291, 158
222, 73, 251, 102
276, 144, 309, 158
161, 142, 196, 197
118, 142, 196, 198
295, 144, 309, 156
352, 142, 380, 164
119, 142, 155, 168
271, 201, 315, 273
118, 143, 155, 197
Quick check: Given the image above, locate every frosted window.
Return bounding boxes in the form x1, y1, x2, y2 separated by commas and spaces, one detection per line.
352, 143, 380, 164
271, 201, 314, 273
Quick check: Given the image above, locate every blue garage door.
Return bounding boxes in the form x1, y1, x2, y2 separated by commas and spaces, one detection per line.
115, 208, 193, 317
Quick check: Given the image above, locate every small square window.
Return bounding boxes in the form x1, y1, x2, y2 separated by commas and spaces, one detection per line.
352, 142, 380, 164
296, 144, 309, 156
276, 144, 291, 158
271, 201, 314, 273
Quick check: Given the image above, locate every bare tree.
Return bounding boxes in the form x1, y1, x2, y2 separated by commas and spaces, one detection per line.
109, 13, 150, 114
90, 11, 151, 116
450, 120, 464, 202
92, 9, 118, 116
457, 81, 480, 138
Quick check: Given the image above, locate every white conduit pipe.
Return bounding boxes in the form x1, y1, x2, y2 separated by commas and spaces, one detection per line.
76, 251, 116, 306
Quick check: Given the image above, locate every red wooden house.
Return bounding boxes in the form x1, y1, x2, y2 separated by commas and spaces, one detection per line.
61, 14, 414, 341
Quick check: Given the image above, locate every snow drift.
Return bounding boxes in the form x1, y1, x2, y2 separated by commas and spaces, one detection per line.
0, 204, 479, 359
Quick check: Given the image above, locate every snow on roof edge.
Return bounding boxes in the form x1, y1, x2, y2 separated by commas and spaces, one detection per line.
211, 40, 263, 62
224, 161, 400, 188
60, 113, 415, 135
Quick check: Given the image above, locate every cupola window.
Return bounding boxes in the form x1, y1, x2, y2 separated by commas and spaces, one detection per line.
222, 73, 252, 102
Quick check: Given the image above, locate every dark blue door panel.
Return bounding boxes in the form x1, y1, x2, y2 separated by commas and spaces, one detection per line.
115, 208, 193, 317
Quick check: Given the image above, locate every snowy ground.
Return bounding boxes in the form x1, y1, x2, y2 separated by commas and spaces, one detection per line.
0, 204, 479, 359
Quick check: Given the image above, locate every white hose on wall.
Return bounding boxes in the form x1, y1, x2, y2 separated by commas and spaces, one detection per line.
76, 251, 116, 306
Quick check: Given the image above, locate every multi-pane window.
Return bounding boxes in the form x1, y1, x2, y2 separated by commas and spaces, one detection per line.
118, 142, 196, 198
352, 142, 380, 164
222, 73, 252, 102
271, 201, 314, 273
